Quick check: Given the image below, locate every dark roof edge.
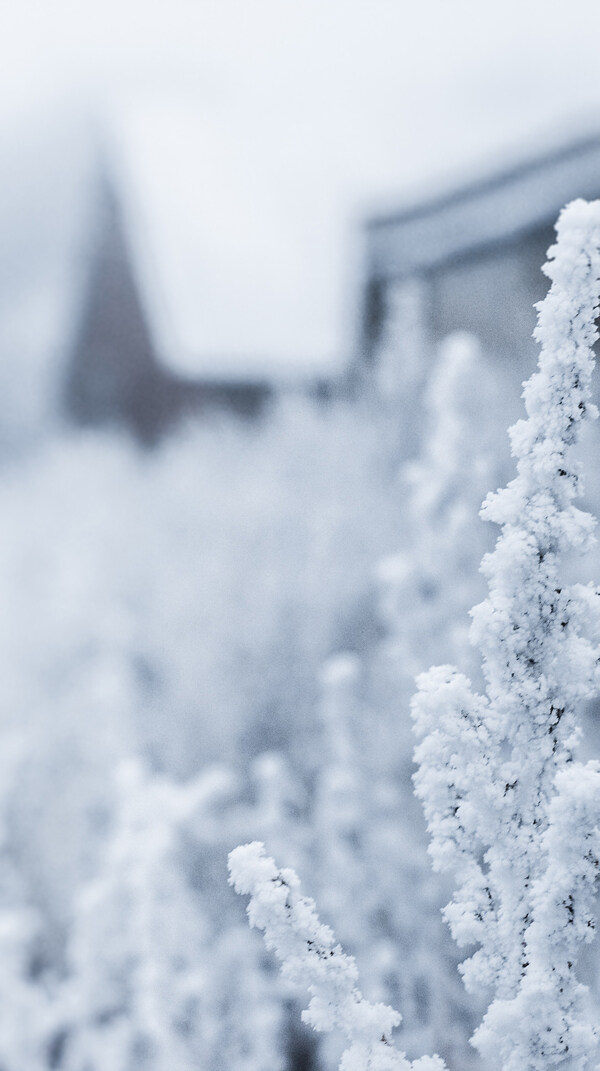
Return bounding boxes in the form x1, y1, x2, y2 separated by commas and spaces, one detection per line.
366, 132, 600, 232
368, 219, 552, 284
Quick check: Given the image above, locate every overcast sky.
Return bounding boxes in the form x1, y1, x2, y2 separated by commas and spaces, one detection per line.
2, 1, 600, 371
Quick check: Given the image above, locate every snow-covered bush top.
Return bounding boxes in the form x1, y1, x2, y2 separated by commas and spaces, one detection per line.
413, 198, 600, 1071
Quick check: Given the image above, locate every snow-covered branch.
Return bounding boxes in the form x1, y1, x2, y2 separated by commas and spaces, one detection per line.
228, 842, 445, 1071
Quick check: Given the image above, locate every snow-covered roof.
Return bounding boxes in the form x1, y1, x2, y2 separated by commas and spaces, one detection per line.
365, 134, 600, 281
105, 101, 341, 383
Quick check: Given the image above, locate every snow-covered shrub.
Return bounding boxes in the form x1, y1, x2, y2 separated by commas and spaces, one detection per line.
370, 278, 430, 461
0, 391, 392, 916
0, 392, 398, 1069
56, 758, 285, 1071
0, 394, 395, 773
233, 201, 600, 1071
309, 651, 475, 1069
413, 199, 600, 1071
306, 333, 500, 1068
378, 330, 498, 682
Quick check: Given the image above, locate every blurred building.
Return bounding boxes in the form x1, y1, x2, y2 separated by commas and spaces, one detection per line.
359, 133, 600, 413
0, 110, 338, 449
65, 174, 273, 444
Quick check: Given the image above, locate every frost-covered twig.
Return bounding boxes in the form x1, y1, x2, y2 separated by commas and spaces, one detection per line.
228, 842, 445, 1071
413, 199, 600, 1071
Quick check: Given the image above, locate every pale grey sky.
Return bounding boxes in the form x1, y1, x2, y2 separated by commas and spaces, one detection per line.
2, 0, 600, 369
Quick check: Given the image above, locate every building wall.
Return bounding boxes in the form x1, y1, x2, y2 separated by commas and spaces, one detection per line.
427, 227, 555, 434
429, 228, 551, 366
